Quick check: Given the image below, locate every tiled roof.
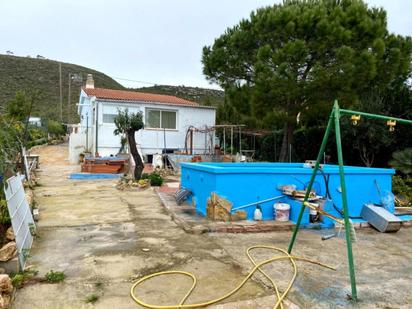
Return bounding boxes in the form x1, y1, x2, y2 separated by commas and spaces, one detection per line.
83, 87, 199, 107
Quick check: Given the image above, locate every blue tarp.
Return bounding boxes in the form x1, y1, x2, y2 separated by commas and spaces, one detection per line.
68, 173, 122, 180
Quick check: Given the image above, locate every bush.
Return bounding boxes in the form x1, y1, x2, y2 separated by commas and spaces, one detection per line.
148, 172, 163, 186
0, 199, 11, 226
46, 120, 65, 137
45, 270, 66, 283
392, 175, 412, 206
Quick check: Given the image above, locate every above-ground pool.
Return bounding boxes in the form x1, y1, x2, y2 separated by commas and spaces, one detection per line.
180, 162, 395, 225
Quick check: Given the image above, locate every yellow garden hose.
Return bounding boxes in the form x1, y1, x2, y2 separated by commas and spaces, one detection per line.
130, 246, 335, 309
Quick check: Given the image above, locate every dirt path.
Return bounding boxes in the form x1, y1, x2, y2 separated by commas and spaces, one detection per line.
12, 145, 269, 308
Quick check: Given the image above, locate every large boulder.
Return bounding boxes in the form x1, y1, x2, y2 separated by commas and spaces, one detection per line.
0, 242, 16, 262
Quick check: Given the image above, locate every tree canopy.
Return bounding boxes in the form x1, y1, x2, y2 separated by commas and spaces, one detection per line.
202, 0, 412, 161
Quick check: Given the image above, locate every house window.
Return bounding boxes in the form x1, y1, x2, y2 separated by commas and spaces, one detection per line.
146, 109, 177, 129
103, 113, 117, 123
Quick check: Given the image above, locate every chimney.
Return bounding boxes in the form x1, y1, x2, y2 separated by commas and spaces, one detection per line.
85, 74, 94, 89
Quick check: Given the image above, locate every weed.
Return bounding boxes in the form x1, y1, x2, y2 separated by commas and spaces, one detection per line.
29, 223, 36, 236
11, 269, 39, 288
85, 293, 99, 304
11, 274, 25, 288
95, 281, 103, 289
45, 270, 66, 283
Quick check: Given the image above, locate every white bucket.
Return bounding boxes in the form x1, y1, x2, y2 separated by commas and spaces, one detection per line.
274, 203, 290, 222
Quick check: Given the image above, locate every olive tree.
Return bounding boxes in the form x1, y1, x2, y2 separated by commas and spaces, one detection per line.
113, 109, 144, 180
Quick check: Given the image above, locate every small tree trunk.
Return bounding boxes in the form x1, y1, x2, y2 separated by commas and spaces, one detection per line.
279, 122, 294, 162
127, 130, 144, 180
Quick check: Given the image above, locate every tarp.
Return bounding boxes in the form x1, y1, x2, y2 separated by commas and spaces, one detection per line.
68, 173, 122, 180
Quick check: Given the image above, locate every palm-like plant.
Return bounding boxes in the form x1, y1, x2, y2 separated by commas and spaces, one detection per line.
390, 148, 412, 175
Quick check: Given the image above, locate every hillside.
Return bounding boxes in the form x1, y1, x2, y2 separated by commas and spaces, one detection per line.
0, 54, 124, 122
134, 85, 224, 107
0, 54, 224, 123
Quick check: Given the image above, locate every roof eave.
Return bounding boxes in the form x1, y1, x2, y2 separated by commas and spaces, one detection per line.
94, 98, 217, 109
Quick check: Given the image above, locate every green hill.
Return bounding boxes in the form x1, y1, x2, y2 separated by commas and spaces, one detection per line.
0, 54, 224, 123
0, 54, 124, 122
134, 85, 224, 107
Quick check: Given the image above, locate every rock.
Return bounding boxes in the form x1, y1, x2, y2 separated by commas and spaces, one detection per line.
5, 228, 14, 241
2, 294, 11, 308
0, 242, 16, 262
0, 269, 5, 275
0, 295, 5, 309
0, 274, 13, 294
25, 190, 34, 207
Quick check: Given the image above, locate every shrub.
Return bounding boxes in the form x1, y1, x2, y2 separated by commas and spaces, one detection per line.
85, 294, 99, 304
46, 120, 65, 137
0, 199, 11, 226
148, 173, 163, 186
392, 175, 412, 206
45, 270, 66, 283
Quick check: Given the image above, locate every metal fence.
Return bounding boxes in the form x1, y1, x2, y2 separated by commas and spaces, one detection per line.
4, 173, 36, 269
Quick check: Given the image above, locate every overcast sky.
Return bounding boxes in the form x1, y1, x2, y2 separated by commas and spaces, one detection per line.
1, 0, 411, 89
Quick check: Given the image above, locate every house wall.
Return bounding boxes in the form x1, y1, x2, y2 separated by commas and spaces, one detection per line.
89, 100, 216, 158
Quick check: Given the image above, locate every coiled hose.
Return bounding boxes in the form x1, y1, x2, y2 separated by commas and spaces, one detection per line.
130, 245, 335, 309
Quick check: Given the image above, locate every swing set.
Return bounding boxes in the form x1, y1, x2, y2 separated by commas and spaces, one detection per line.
287, 100, 412, 301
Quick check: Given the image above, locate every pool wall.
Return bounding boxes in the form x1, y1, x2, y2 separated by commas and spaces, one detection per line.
180, 162, 395, 224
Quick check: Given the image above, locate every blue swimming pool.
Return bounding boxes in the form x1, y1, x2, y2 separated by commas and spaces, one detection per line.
180, 162, 395, 225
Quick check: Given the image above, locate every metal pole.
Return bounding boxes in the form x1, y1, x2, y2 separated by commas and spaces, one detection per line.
239, 127, 242, 155
190, 129, 193, 155
230, 127, 233, 155
59, 63, 63, 122
289, 144, 292, 163
288, 105, 335, 253
163, 128, 166, 153
334, 103, 358, 301
204, 127, 207, 154
68, 73, 71, 124
86, 113, 89, 152
340, 109, 412, 125
223, 128, 226, 155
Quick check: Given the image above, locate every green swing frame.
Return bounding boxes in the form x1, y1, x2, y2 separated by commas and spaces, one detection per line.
287, 100, 412, 301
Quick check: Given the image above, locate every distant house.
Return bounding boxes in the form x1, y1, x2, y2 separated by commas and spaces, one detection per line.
69, 74, 216, 163
28, 117, 42, 127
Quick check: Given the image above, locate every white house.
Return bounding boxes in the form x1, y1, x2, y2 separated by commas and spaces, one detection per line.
69, 75, 216, 163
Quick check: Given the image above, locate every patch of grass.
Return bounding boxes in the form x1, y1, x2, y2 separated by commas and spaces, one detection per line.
85, 293, 99, 304
11, 273, 25, 288
11, 269, 39, 288
95, 281, 103, 289
44, 270, 66, 283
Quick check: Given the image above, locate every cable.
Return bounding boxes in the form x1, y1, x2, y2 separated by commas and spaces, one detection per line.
130, 245, 335, 309
318, 168, 361, 220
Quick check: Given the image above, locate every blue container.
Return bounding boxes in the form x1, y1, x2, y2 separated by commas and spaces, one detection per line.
180, 162, 395, 224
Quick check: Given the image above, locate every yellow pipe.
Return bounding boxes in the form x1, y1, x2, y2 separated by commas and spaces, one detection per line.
130, 246, 335, 309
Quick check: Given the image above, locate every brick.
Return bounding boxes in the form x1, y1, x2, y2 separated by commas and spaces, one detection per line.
401, 220, 412, 227
231, 226, 244, 233
243, 225, 260, 233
